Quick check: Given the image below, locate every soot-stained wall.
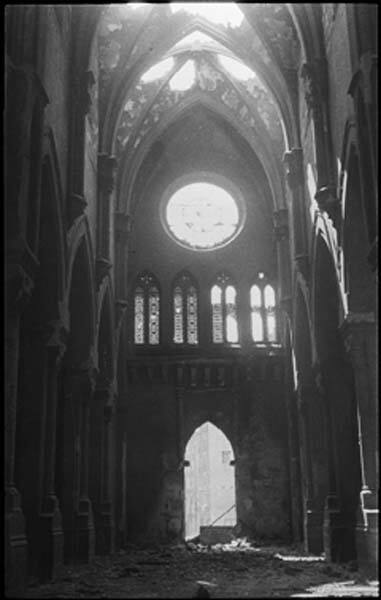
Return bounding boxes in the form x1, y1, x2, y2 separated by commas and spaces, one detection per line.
124, 107, 290, 544
124, 356, 290, 543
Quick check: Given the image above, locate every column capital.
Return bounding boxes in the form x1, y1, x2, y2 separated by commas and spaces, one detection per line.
68, 193, 87, 226
96, 256, 112, 288
300, 59, 327, 115
43, 319, 68, 365
283, 148, 304, 190
98, 153, 118, 194
340, 312, 375, 361
7, 264, 36, 315
314, 185, 340, 221
75, 70, 95, 117
115, 299, 128, 331
294, 254, 309, 282
273, 208, 289, 241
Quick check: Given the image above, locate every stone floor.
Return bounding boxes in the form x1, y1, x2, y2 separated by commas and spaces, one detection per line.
13, 539, 379, 598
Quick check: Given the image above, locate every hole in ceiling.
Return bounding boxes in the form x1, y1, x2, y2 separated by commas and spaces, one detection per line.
170, 3, 244, 28
169, 59, 196, 91
141, 57, 175, 83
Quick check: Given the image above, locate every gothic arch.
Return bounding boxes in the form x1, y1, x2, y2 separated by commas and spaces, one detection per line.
183, 419, 235, 461
119, 96, 283, 217
341, 145, 375, 315
100, 14, 297, 153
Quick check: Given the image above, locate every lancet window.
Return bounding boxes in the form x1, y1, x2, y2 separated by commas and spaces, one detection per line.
134, 272, 160, 344
173, 272, 199, 344
250, 275, 277, 343
211, 273, 239, 344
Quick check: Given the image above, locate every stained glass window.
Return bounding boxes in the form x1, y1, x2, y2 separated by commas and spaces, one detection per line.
225, 285, 238, 343
174, 286, 184, 343
173, 273, 198, 344
187, 286, 198, 344
250, 280, 277, 343
211, 285, 223, 343
149, 287, 160, 344
134, 287, 145, 344
211, 275, 239, 344
133, 273, 160, 345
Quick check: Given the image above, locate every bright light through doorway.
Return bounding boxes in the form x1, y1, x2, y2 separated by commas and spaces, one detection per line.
184, 422, 237, 541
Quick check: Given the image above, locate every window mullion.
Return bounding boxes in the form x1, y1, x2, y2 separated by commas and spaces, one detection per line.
183, 285, 188, 344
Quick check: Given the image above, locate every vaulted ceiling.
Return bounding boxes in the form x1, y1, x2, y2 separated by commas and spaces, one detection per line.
92, 3, 310, 212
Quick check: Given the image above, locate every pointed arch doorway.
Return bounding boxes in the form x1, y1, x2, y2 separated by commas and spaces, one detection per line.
184, 422, 237, 541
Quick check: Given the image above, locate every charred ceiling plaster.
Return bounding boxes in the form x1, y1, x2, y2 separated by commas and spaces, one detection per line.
96, 4, 301, 210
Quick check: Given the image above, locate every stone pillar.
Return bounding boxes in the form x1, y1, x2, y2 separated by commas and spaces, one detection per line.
38, 321, 67, 581
62, 367, 95, 563
285, 389, 303, 543
5, 248, 38, 591
114, 213, 131, 301
97, 153, 118, 263
69, 70, 95, 197
340, 312, 378, 572
297, 382, 324, 554
283, 148, 309, 281
91, 383, 115, 555
318, 358, 361, 563
273, 208, 292, 343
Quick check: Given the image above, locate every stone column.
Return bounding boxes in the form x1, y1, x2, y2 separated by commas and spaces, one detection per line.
114, 213, 131, 301
297, 383, 323, 554
62, 367, 96, 563
5, 248, 37, 591
38, 320, 67, 581
340, 312, 378, 572
285, 389, 303, 543
97, 153, 118, 263
283, 148, 309, 282
91, 383, 115, 555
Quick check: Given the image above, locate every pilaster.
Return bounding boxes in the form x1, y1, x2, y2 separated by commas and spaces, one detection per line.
283, 148, 309, 283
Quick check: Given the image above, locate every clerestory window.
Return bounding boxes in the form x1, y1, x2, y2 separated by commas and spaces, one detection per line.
211, 273, 239, 344
250, 275, 277, 343
134, 272, 160, 345
173, 272, 199, 344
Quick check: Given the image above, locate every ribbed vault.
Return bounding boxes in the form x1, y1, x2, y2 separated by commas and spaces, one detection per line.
95, 3, 302, 215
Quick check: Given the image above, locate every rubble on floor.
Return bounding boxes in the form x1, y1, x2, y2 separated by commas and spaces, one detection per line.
14, 539, 379, 598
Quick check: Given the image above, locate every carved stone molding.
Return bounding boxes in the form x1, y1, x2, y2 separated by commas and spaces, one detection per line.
69, 193, 87, 225
300, 60, 327, 116
78, 70, 96, 116
96, 256, 112, 288
315, 185, 340, 221
283, 148, 304, 190
6, 257, 37, 316
98, 153, 118, 194
273, 208, 289, 241
115, 299, 128, 331
43, 319, 68, 361
294, 254, 309, 282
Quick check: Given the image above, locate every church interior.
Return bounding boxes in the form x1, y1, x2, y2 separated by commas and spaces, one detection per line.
5, 3, 378, 596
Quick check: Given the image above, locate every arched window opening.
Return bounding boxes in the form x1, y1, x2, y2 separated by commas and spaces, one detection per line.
225, 285, 238, 343
184, 422, 237, 541
133, 272, 160, 345
211, 285, 223, 343
173, 272, 199, 344
250, 277, 278, 344
211, 274, 239, 344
